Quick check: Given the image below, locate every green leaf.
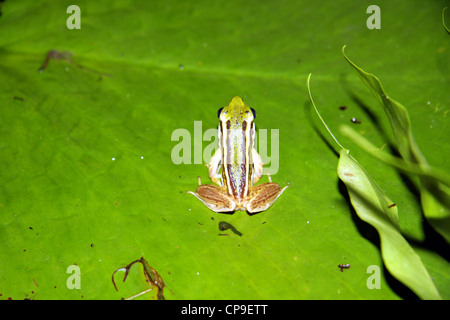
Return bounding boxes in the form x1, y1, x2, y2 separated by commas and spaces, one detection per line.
308, 74, 441, 300
337, 149, 441, 300
1, 0, 449, 300
342, 46, 450, 243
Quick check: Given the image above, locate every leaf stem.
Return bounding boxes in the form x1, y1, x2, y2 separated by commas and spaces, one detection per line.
306, 73, 345, 150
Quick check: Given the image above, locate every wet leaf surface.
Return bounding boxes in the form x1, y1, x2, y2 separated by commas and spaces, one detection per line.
0, 0, 448, 299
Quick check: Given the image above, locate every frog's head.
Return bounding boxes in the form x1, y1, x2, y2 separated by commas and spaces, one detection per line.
217, 96, 256, 127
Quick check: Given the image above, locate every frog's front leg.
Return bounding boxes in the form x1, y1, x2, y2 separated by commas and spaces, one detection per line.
207, 148, 222, 186
251, 147, 264, 185
187, 177, 237, 213
244, 176, 289, 213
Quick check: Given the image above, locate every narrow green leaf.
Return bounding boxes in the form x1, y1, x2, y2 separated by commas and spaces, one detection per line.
443, 7, 450, 35
342, 46, 424, 164
342, 46, 450, 243
340, 125, 450, 190
337, 150, 441, 300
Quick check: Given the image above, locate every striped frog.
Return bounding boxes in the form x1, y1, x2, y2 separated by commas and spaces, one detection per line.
188, 97, 288, 213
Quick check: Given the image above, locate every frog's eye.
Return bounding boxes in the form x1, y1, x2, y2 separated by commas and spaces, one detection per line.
250, 108, 256, 119
217, 107, 224, 118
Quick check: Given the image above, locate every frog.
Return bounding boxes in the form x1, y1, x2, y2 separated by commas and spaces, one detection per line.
188, 96, 288, 214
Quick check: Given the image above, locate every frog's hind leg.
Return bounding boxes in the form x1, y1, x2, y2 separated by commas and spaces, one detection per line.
187, 178, 236, 213
244, 182, 289, 214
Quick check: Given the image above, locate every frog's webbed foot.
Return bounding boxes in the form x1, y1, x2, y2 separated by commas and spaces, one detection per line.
244, 182, 289, 214
187, 179, 236, 213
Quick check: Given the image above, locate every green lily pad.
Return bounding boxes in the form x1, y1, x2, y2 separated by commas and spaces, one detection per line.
0, 0, 448, 300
